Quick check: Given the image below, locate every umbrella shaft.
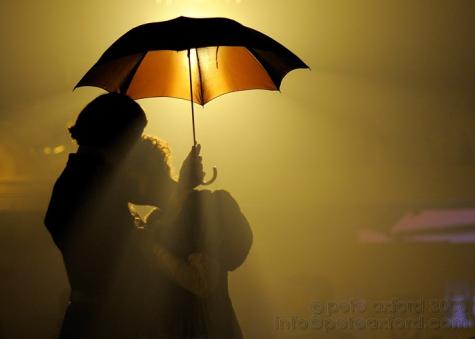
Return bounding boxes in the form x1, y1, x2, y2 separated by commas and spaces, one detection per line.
187, 49, 197, 146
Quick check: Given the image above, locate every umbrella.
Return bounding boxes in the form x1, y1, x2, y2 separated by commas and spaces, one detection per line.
76, 16, 309, 184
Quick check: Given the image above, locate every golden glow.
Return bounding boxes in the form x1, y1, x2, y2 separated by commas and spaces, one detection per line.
0, 145, 17, 178
1, 1, 474, 338
53, 145, 65, 154
127, 47, 276, 104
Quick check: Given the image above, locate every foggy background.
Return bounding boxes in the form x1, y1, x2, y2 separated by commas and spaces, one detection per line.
0, 0, 474, 338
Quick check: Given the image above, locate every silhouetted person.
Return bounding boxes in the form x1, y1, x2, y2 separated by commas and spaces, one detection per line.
150, 189, 253, 339
127, 135, 252, 339
44, 93, 147, 339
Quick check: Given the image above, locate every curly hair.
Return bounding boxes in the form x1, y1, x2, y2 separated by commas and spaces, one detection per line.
127, 134, 176, 181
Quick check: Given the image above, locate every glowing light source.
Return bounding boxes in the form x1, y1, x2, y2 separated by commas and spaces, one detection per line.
53, 145, 65, 154
43, 145, 65, 155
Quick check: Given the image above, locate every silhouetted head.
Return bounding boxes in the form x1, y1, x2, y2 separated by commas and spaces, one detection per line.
69, 93, 147, 151
125, 135, 175, 206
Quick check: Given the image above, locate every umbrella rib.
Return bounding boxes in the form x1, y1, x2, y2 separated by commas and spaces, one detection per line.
195, 49, 205, 105
119, 52, 148, 95
246, 48, 281, 90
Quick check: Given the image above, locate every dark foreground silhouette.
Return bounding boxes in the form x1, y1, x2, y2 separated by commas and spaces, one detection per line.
126, 136, 253, 339
44, 94, 252, 338
158, 188, 252, 339
44, 93, 148, 338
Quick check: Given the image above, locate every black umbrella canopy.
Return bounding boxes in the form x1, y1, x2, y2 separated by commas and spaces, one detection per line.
76, 16, 309, 104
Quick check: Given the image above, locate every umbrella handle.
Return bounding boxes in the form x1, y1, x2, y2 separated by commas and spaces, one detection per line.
201, 167, 218, 185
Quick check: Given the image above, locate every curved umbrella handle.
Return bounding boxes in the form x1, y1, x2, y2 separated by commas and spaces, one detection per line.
201, 166, 218, 185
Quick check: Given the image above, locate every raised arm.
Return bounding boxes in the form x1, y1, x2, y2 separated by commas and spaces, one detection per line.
152, 144, 205, 226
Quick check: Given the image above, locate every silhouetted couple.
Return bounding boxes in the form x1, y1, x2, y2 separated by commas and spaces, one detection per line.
44, 93, 252, 339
